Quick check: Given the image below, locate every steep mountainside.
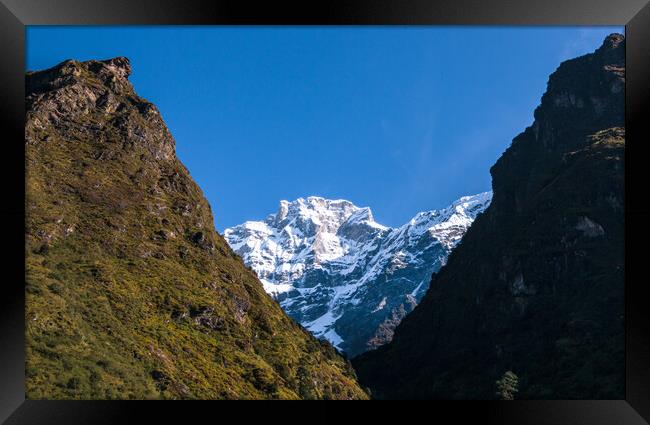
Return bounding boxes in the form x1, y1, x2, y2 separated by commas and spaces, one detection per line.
25, 57, 368, 399
353, 34, 625, 399
225, 193, 491, 356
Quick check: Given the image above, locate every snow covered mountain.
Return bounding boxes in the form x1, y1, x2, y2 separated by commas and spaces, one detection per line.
224, 192, 492, 356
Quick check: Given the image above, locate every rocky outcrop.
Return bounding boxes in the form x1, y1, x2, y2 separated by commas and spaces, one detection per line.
353, 34, 625, 400
25, 57, 368, 399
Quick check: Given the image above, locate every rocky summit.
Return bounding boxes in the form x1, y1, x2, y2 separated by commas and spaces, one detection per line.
353, 34, 625, 399
224, 193, 491, 357
25, 57, 368, 399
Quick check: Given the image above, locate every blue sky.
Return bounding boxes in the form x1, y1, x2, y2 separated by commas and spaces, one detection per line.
27, 26, 623, 230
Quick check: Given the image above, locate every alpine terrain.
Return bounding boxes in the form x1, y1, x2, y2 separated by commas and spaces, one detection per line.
224, 193, 491, 356
353, 34, 625, 399
25, 57, 368, 399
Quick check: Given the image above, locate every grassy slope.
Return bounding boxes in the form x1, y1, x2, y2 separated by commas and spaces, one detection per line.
25, 58, 368, 400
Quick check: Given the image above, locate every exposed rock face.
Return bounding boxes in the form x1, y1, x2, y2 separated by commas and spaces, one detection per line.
225, 193, 491, 357
25, 57, 368, 399
353, 34, 625, 399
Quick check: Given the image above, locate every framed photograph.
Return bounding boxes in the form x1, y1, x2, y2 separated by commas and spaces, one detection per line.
1, 0, 649, 423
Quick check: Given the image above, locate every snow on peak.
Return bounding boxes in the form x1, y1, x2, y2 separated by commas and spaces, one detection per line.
224, 192, 492, 354
261, 196, 384, 237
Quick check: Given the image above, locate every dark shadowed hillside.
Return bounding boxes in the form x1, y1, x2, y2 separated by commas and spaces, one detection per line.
25, 57, 368, 399
353, 34, 625, 400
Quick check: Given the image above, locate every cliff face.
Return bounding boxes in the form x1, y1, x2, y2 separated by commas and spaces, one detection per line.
353, 34, 625, 399
25, 57, 368, 399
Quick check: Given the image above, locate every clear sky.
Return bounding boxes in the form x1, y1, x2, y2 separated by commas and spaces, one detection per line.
27, 26, 623, 230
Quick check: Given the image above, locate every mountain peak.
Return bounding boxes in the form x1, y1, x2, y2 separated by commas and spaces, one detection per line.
405, 191, 493, 243
275, 199, 291, 222
267, 196, 373, 235
225, 193, 491, 355
98, 56, 132, 78
601, 33, 625, 50
27, 57, 135, 98
347, 206, 375, 224
299, 196, 357, 210
26, 56, 175, 161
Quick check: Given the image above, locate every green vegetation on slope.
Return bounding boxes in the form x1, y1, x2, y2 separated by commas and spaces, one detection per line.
25, 57, 368, 399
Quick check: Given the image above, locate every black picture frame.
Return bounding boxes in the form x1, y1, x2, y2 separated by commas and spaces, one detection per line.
1, 0, 648, 422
